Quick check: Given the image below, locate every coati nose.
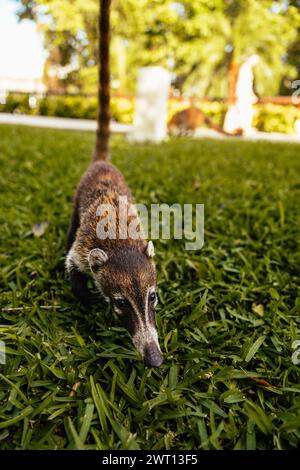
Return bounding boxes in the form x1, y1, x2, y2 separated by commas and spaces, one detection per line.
144, 343, 163, 368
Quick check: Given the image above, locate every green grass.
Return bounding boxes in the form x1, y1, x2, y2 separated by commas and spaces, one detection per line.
0, 124, 300, 450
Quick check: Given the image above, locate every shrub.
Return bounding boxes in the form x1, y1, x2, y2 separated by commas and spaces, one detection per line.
0, 93, 36, 115
1, 92, 300, 134
253, 103, 300, 134
111, 97, 135, 124
39, 96, 98, 119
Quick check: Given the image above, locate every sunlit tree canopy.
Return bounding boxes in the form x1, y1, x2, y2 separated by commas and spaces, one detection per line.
15, 0, 300, 96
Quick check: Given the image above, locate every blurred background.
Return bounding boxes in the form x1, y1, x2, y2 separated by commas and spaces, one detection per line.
1, 0, 300, 135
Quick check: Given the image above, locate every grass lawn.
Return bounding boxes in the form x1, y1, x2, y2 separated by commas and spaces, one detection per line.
0, 124, 300, 450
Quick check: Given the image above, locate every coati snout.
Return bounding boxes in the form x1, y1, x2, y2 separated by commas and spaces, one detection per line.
88, 244, 163, 368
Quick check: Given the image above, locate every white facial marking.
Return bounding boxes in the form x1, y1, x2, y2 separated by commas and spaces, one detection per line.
113, 306, 123, 315
144, 286, 157, 328
131, 286, 160, 356
95, 283, 109, 302
132, 326, 161, 356
113, 294, 124, 300
108, 287, 160, 357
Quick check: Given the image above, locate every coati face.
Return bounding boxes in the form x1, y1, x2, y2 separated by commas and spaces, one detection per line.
88, 241, 163, 367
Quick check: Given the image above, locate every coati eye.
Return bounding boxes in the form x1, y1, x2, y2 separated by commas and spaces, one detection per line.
149, 291, 157, 305
114, 298, 127, 309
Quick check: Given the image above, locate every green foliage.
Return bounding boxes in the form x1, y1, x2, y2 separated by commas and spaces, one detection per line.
39, 96, 97, 119
2, 93, 300, 133
0, 94, 134, 124
110, 97, 135, 124
0, 124, 300, 449
229, 0, 299, 96
0, 94, 36, 115
253, 104, 300, 134
15, 0, 300, 96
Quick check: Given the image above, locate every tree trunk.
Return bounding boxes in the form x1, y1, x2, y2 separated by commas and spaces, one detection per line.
93, 0, 111, 161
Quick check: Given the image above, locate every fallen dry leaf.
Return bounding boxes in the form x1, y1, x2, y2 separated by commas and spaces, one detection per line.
252, 302, 264, 317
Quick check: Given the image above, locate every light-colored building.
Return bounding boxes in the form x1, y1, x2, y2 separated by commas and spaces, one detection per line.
0, 1, 46, 97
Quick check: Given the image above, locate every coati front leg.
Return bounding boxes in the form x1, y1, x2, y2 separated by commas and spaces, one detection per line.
66, 245, 95, 307
67, 202, 80, 251
66, 204, 95, 306
69, 266, 92, 306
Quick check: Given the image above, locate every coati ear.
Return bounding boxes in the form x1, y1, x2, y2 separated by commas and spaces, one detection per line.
145, 240, 155, 258
88, 248, 108, 273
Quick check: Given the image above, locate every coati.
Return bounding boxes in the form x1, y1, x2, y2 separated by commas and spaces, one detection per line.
168, 106, 241, 136
65, 0, 163, 368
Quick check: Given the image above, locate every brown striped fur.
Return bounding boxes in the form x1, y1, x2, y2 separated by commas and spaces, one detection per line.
66, 161, 163, 367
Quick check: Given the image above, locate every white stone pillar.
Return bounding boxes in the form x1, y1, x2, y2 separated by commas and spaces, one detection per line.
129, 66, 170, 143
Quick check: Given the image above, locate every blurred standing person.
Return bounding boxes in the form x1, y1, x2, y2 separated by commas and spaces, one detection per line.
224, 54, 260, 135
